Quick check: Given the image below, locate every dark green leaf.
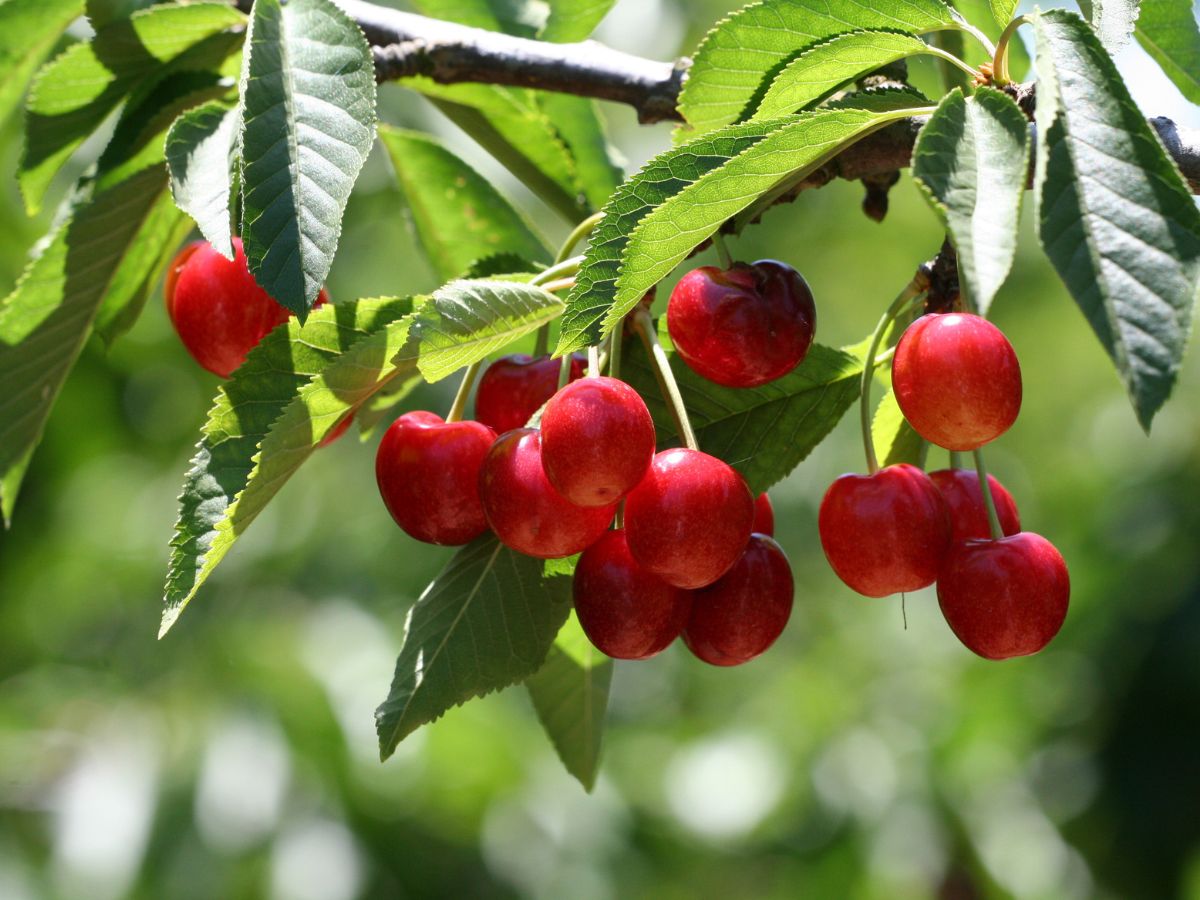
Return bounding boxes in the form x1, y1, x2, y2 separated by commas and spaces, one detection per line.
1135, 0, 1200, 104
1079, 0, 1141, 52
86, 0, 163, 28
165, 101, 237, 259
826, 85, 933, 112
0, 0, 82, 128
540, 0, 616, 41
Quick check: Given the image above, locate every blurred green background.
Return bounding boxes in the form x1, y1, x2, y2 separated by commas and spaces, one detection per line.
3, 1, 1200, 898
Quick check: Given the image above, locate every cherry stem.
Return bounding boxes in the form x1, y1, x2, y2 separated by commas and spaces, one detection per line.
950, 450, 966, 470
710, 230, 734, 269
609, 321, 623, 380
587, 345, 601, 377
539, 277, 576, 293
992, 14, 1030, 87
972, 448, 1005, 541
557, 352, 573, 390
861, 284, 925, 474
531, 255, 583, 286
555, 212, 604, 264
951, 20, 997, 57
533, 324, 549, 356
446, 359, 483, 423
633, 308, 698, 451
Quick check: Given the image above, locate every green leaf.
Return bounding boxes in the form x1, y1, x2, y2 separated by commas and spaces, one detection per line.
86, 0, 163, 28
0, 165, 173, 524
912, 87, 1029, 314
377, 534, 573, 759
237, 0, 376, 317
624, 337, 863, 493
872, 388, 924, 467
1033, 9, 1200, 430
20, 1, 245, 213
377, 126, 551, 282
826, 84, 933, 113
525, 611, 612, 791
0, 0, 83, 128
989, 0, 1018, 29
161, 298, 420, 634
1135, 0, 1200, 104
409, 0, 542, 37
537, 93, 623, 210
678, 0, 957, 135
165, 101, 237, 259
540, 0, 616, 41
1078, 0, 1141, 52
413, 280, 565, 382
752, 30, 952, 120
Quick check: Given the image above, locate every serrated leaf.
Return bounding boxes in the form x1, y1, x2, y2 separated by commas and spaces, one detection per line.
624, 338, 863, 493
161, 298, 420, 634
873, 388, 924, 467
166, 101, 237, 259
678, 0, 957, 135
20, 1, 245, 213
87, 0, 162, 28
1135, 0, 1200, 104
377, 534, 573, 759
826, 85, 933, 112
0, 0, 82, 128
912, 88, 1029, 314
237, 0, 376, 317
526, 612, 612, 791
541, 0, 616, 41
1079, 0, 1141, 53
378, 126, 551, 282
538, 93, 624, 210
753, 30, 951, 121
413, 280, 565, 382
989, 0, 1018, 28
1033, 9, 1200, 430
613, 108, 923, 327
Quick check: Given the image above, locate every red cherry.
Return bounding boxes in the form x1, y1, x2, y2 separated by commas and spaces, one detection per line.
928, 468, 1020, 542
753, 493, 775, 536
165, 238, 329, 378
573, 530, 692, 660
624, 448, 755, 589
475, 353, 586, 433
540, 376, 655, 507
479, 429, 616, 559
318, 414, 354, 448
818, 464, 951, 597
937, 533, 1070, 660
683, 534, 794, 666
375, 412, 496, 545
667, 259, 816, 388
892, 313, 1022, 451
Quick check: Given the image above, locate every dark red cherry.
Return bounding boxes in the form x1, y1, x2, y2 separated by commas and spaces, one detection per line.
928, 468, 1020, 542
375, 412, 496, 545
937, 532, 1069, 660
624, 448, 755, 589
666, 259, 816, 388
683, 534, 794, 666
319, 414, 354, 448
479, 429, 616, 559
165, 238, 328, 378
892, 313, 1022, 451
818, 464, 951, 597
753, 493, 775, 536
540, 376, 655, 507
573, 530, 692, 660
474, 353, 586, 433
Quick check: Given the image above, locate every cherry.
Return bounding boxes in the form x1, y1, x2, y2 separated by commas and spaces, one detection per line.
818, 464, 951, 597
928, 468, 1020, 542
573, 530, 692, 660
318, 414, 354, 448
540, 376, 655, 507
375, 412, 496, 546
753, 492, 775, 536
474, 353, 586, 433
892, 313, 1022, 451
666, 259, 816, 388
165, 238, 328, 378
937, 533, 1070, 660
624, 448, 754, 589
683, 534, 794, 666
479, 429, 616, 558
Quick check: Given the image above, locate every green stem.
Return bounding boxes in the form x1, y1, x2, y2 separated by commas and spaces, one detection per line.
555, 212, 604, 264
949, 20, 997, 57
917, 439, 931, 471
557, 352, 574, 390
861, 284, 925, 474
533, 324, 549, 357
950, 450, 966, 470
587, 345, 601, 378
446, 360, 483, 423
531, 255, 583, 287
711, 231, 734, 269
539, 277, 575, 294
633, 308, 698, 451
992, 14, 1031, 86
609, 323, 623, 380
972, 448, 1005, 541
925, 46, 984, 79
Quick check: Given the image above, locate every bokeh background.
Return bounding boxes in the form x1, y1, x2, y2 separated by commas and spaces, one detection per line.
2, 1, 1200, 897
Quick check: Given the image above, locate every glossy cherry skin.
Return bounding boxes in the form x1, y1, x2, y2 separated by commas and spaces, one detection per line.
165, 238, 328, 378
937, 532, 1070, 660
818, 464, 951, 597
474, 353, 586, 433
753, 493, 775, 536
683, 534, 794, 666
375, 412, 496, 545
892, 313, 1022, 451
624, 448, 755, 589
928, 468, 1021, 542
318, 415, 354, 448
540, 376, 655, 507
667, 259, 816, 388
573, 530, 693, 660
479, 429, 616, 559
